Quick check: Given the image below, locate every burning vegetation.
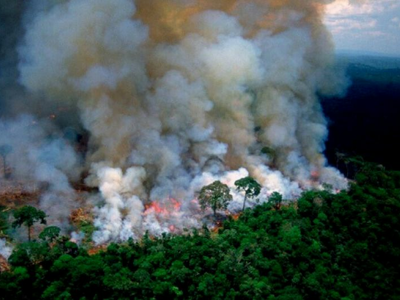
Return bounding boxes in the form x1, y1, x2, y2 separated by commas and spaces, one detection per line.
1, 161, 399, 299
0, 0, 350, 245
0, 1, 399, 298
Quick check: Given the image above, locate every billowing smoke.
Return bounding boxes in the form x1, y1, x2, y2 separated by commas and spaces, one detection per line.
0, 116, 81, 229
0, 239, 12, 259
3, 0, 349, 243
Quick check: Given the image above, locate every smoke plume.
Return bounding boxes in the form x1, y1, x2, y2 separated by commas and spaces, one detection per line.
0, 115, 81, 229
2, 0, 349, 243
0, 239, 12, 259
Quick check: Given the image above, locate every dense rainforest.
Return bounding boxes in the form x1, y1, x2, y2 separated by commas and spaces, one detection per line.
323, 54, 400, 171
1, 159, 399, 299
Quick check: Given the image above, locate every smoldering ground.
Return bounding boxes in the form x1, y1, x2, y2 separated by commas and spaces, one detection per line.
1, 0, 351, 244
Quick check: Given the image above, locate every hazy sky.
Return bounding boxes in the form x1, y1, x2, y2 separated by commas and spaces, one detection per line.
325, 0, 400, 56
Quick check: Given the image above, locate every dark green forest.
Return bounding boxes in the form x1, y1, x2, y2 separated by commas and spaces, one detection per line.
323, 55, 400, 170
1, 160, 399, 299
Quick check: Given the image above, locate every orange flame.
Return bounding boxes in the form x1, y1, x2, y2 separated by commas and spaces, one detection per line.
231, 214, 241, 221
143, 198, 181, 216
311, 170, 320, 180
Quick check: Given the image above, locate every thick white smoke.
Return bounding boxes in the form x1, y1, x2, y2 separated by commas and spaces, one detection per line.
16, 0, 349, 243
0, 115, 81, 229
0, 239, 13, 260
91, 166, 145, 243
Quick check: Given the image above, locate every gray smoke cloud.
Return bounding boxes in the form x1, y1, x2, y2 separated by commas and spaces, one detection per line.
0, 115, 81, 229
1, 0, 351, 243
0, 239, 13, 260
0, 0, 26, 116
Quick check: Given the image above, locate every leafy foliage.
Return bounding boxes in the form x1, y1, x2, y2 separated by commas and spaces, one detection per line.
12, 206, 47, 241
0, 206, 9, 236
269, 191, 283, 210
78, 220, 95, 243
1, 162, 400, 299
39, 226, 61, 243
235, 176, 261, 211
198, 180, 232, 216
261, 146, 276, 159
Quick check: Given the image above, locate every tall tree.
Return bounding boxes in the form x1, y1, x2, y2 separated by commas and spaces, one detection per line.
269, 192, 283, 210
0, 144, 12, 178
235, 176, 261, 211
12, 206, 47, 241
198, 181, 232, 217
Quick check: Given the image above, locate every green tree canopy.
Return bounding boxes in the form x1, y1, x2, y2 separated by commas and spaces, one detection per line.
0, 206, 9, 236
198, 181, 232, 217
269, 192, 283, 210
39, 226, 61, 243
0, 159, 400, 299
12, 206, 47, 241
235, 176, 261, 211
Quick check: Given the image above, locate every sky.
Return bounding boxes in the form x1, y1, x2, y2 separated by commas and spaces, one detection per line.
325, 0, 400, 56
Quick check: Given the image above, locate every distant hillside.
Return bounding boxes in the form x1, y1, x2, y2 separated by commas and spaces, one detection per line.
336, 51, 400, 68
323, 54, 400, 170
